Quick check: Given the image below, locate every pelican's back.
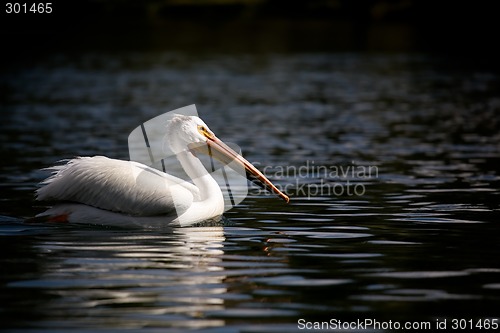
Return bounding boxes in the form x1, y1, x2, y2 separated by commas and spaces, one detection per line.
36, 156, 197, 216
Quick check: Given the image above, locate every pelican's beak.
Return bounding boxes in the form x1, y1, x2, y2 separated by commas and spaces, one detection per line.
189, 133, 290, 203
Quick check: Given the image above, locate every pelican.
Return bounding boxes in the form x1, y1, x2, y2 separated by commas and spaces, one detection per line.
35, 114, 289, 227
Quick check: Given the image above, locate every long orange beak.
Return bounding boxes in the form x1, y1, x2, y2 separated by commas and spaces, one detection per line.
189, 134, 289, 203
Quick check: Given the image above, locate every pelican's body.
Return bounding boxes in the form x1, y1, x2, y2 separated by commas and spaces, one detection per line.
35, 114, 288, 227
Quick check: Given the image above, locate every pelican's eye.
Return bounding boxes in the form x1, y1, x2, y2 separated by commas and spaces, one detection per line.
198, 125, 215, 140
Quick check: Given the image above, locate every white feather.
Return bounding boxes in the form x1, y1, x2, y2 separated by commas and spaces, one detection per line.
33, 114, 288, 227
36, 156, 199, 216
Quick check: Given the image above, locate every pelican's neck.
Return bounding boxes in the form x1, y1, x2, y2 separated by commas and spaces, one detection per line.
173, 148, 225, 226
176, 149, 221, 201
167, 129, 225, 225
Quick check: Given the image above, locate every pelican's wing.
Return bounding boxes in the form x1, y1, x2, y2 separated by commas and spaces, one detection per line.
36, 156, 199, 216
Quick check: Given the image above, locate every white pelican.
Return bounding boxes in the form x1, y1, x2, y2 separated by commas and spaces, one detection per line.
35, 114, 289, 227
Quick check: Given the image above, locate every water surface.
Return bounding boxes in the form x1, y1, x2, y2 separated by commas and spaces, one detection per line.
1, 53, 499, 332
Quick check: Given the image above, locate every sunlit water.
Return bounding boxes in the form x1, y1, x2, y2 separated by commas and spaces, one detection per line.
1, 53, 499, 332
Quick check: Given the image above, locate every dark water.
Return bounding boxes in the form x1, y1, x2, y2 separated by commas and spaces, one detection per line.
1, 53, 499, 332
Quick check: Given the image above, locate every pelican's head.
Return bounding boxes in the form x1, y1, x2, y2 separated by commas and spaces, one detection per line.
166, 114, 290, 203
166, 114, 214, 151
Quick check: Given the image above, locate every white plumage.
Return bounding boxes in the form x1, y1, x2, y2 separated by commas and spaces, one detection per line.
37, 156, 198, 216
35, 114, 288, 227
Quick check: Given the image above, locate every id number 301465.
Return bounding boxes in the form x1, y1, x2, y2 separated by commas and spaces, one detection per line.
5, 3, 52, 14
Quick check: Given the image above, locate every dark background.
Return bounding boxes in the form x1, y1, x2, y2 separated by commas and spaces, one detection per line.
1, 0, 499, 64
1, 2, 500, 330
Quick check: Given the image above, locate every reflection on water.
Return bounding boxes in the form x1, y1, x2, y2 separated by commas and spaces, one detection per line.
3, 225, 227, 330
1, 53, 500, 331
